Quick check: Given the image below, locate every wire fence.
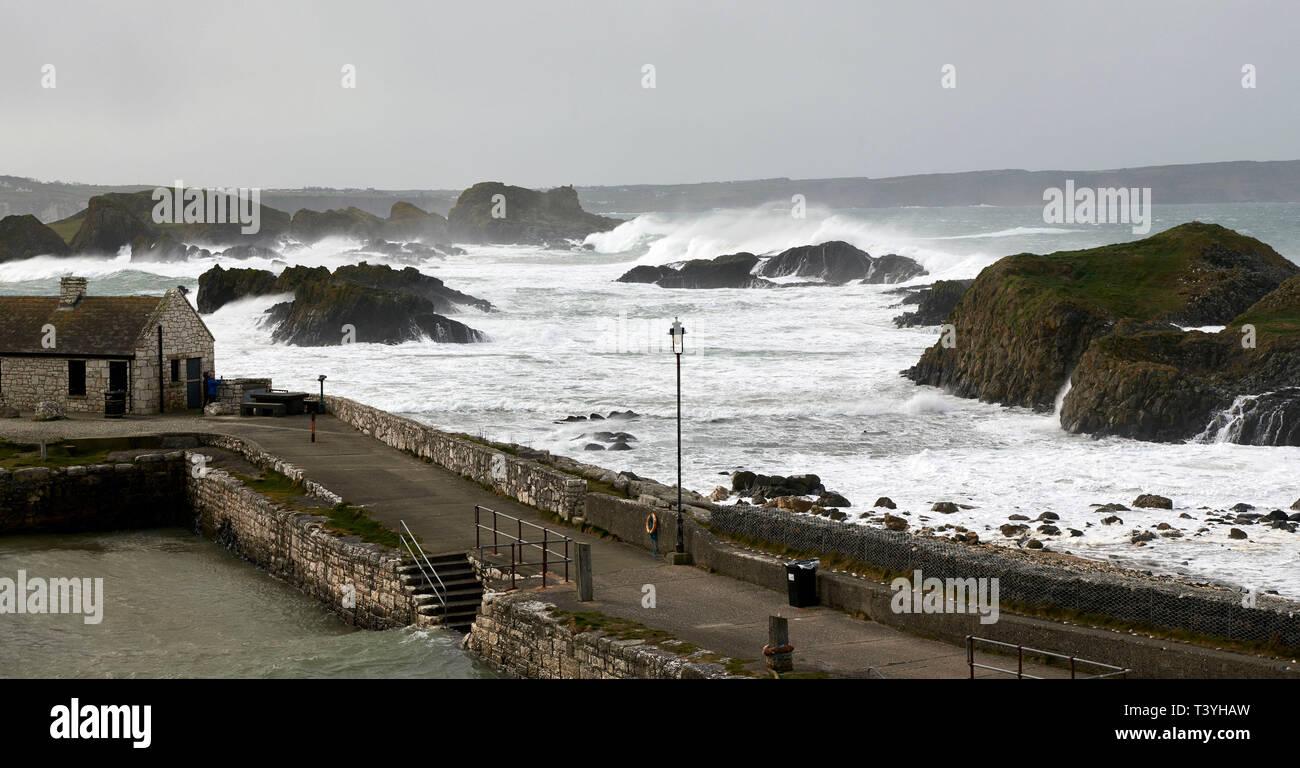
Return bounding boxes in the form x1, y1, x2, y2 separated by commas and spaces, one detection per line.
709, 504, 1300, 650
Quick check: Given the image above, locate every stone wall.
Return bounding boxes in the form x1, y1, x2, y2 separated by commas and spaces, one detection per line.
132, 289, 215, 414
0, 356, 119, 413
325, 395, 585, 519
0, 451, 189, 532
186, 456, 414, 629
464, 592, 741, 679
215, 378, 273, 409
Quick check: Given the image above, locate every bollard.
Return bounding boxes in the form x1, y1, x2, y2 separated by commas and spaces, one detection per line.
763, 615, 794, 673
576, 543, 594, 602
311, 411, 316, 443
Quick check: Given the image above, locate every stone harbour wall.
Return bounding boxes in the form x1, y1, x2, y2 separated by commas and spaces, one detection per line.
325, 395, 586, 519
0, 451, 189, 532
186, 453, 414, 629
464, 592, 742, 679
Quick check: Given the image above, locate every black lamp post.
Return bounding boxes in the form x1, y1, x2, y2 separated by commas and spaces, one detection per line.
318, 375, 327, 412
668, 318, 686, 554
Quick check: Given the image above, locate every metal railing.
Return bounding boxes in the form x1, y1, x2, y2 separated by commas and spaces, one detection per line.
966, 636, 1129, 679
399, 519, 446, 619
473, 505, 572, 590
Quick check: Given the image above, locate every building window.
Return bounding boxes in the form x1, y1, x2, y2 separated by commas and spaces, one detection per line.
171, 359, 180, 382
68, 360, 86, 396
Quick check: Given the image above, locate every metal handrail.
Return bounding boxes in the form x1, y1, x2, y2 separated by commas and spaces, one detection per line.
473, 505, 572, 589
966, 635, 1129, 679
399, 519, 446, 618
867, 667, 888, 679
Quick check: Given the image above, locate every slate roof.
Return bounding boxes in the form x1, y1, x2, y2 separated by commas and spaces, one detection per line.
0, 295, 166, 356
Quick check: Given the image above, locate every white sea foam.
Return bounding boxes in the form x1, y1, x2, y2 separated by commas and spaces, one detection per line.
4, 203, 1300, 596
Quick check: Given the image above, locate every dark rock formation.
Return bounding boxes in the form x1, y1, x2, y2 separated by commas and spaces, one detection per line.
907, 224, 1300, 429
195, 262, 491, 345
70, 195, 157, 253
447, 182, 622, 244
270, 281, 484, 345
616, 265, 675, 284
622, 243, 926, 289
893, 279, 975, 327
129, 232, 189, 263
0, 214, 70, 261
289, 206, 386, 243
382, 201, 449, 242
865, 253, 928, 284
1062, 277, 1300, 444
620, 253, 773, 289
757, 241, 876, 283
197, 265, 279, 313
221, 244, 281, 260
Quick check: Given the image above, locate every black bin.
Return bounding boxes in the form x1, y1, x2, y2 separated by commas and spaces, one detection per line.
103, 390, 126, 418
785, 558, 819, 607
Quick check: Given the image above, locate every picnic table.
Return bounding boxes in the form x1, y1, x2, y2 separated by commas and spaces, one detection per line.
241, 390, 310, 417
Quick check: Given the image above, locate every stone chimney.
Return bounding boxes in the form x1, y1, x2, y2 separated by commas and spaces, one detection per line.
59, 276, 87, 309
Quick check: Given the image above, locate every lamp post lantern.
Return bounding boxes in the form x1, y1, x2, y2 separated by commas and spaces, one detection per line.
668, 318, 686, 554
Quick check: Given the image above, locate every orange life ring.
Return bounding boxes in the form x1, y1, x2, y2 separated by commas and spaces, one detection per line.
645, 512, 658, 535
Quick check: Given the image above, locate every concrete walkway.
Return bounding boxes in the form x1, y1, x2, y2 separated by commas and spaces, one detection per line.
3, 411, 1066, 678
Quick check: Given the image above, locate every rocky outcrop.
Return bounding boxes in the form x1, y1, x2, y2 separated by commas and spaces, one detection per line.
864, 253, 929, 284
893, 279, 975, 327
382, 201, 449, 242
0, 214, 69, 261
289, 206, 386, 243
69, 194, 157, 253
1061, 276, 1300, 444
622, 243, 926, 290
755, 241, 926, 284
195, 262, 490, 345
907, 223, 1300, 415
757, 241, 875, 283
196, 265, 279, 313
269, 281, 484, 345
59, 190, 290, 252
447, 182, 621, 245
618, 253, 773, 289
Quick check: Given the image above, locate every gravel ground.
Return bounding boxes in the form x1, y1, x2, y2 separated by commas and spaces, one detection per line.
0, 412, 235, 442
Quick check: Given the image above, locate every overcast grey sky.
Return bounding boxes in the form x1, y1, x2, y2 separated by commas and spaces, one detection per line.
1, 0, 1296, 189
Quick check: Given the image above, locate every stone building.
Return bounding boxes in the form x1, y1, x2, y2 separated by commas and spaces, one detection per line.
0, 276, 215, 415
